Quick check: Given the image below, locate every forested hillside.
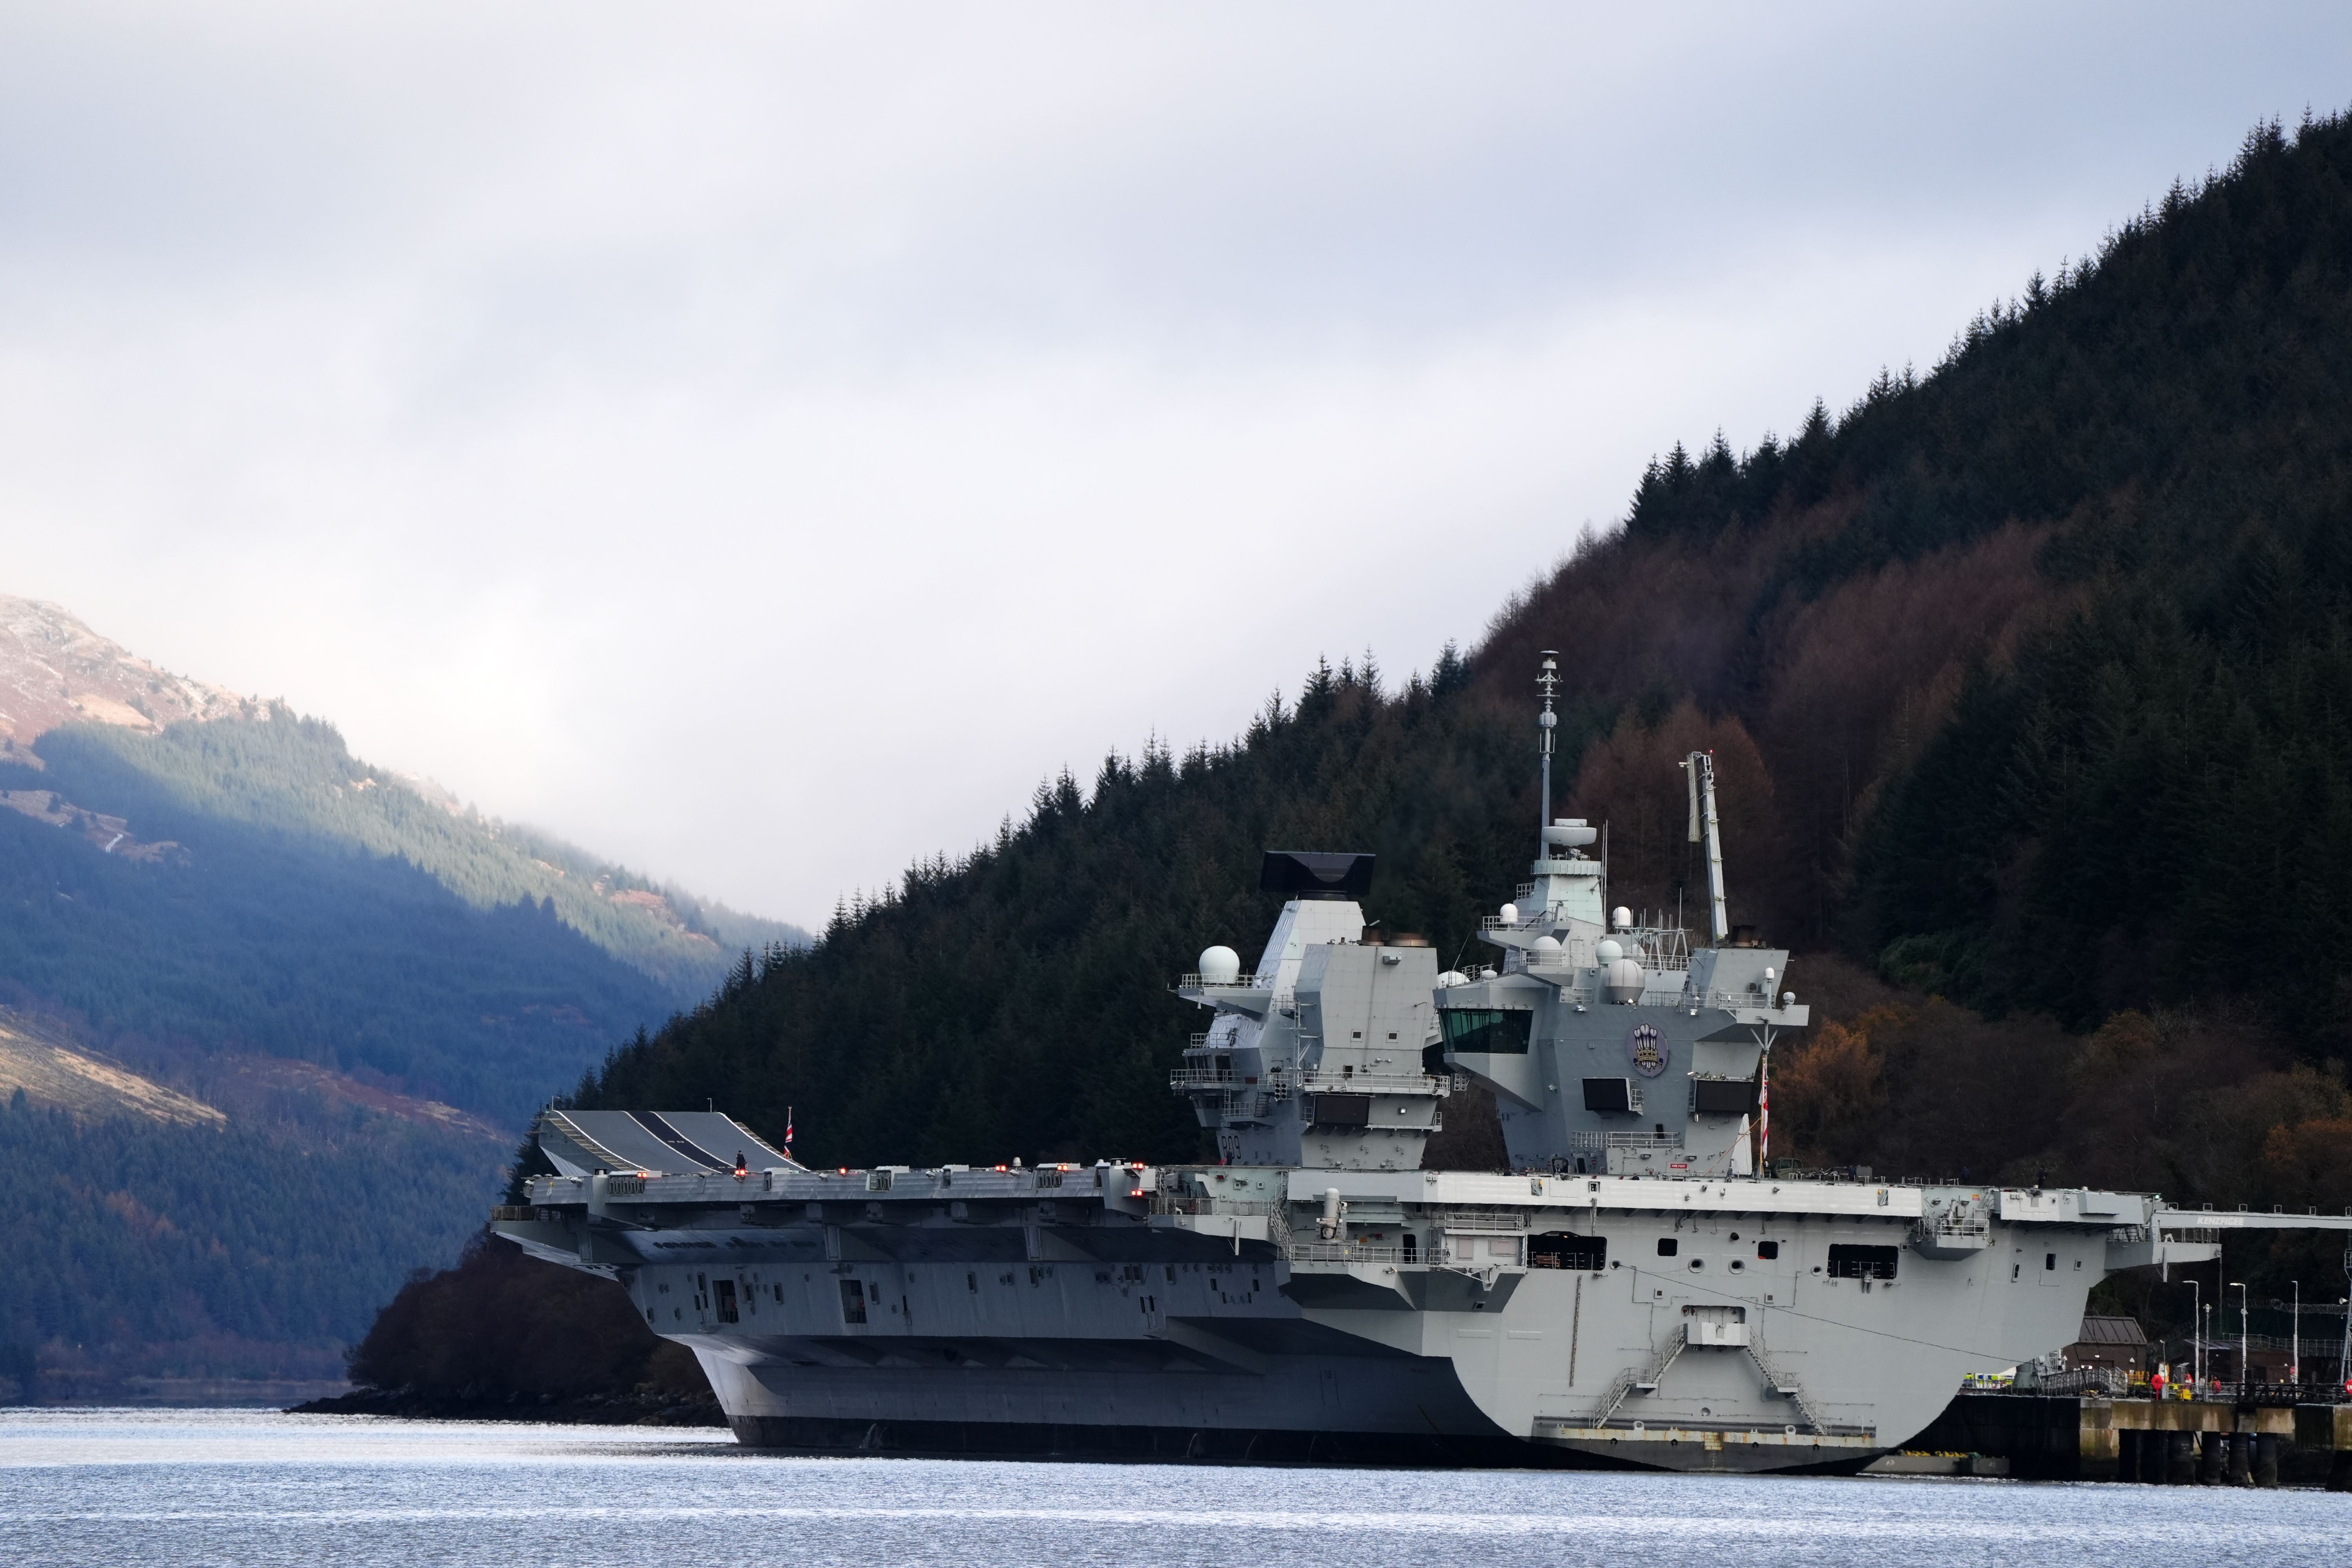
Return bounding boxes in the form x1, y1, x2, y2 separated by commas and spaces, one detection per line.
0, 603, 808, 1400
557, 118, 2352, 1170
0, 696, 809, 1123
352, 114, 2352, 1396
30, 711, 803, 996
4, 716, 681, 1123
0, 1086, 503, 1402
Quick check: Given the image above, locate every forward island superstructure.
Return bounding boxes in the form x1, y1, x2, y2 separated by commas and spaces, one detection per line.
493, 661, 2352, 1471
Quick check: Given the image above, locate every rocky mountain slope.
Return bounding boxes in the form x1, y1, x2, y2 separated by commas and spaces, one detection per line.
0, 1008, 223, 1128
0, 596, 806, 995
0, 597, 248, 760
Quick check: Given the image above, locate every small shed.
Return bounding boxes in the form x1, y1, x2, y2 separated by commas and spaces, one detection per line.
2065, 1315, 2149, 1371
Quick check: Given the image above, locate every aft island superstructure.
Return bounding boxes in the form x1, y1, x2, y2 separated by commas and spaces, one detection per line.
493, 659, 2352, 1472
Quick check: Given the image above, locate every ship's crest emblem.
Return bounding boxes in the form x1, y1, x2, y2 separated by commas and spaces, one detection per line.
1626, 1023, 1668, 1078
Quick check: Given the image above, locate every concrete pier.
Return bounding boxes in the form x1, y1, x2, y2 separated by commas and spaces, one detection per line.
1912, 1394, 2352, 1485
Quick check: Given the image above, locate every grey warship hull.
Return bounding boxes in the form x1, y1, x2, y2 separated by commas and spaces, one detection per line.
496, 1138, 2255, 1473
492, 671, 2352, 1472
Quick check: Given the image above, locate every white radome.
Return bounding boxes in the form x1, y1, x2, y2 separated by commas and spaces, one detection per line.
1498, 903, 1519, 924
1595, 938, 1624, 965
1611, 905, 1633, 929
1532, 935, 1563, 963
1198, 945, 1241, 985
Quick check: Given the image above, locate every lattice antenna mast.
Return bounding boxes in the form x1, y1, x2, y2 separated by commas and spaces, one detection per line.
1536, 651, 1559, 858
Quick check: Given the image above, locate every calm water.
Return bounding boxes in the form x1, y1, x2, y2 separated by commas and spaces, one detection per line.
0, 1408, 2338, 1567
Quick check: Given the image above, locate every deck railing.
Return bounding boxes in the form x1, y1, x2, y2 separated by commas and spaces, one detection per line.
1564, 1131, 1678, 1154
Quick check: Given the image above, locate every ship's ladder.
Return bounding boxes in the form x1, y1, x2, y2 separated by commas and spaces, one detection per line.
1591, 1323, 1687, 1427
1745, 1338, 1828, 1434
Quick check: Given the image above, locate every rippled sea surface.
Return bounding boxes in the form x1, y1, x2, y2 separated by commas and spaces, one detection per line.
0, 1408, 2341, 1567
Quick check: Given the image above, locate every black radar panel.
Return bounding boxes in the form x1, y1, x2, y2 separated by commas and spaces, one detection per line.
1259, 850, 1376, 900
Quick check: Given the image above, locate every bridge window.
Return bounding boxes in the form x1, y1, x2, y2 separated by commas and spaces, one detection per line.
1827, 1244, 1899, 1280
1439, 1009, 1533, 1055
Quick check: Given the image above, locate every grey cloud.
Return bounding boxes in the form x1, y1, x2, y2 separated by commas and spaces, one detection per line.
0, 3, 2345, 919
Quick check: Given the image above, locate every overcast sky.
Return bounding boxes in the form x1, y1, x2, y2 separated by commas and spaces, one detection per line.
1, 4, 2345, 926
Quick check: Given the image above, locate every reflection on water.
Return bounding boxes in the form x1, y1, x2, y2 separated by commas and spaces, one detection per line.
0, 1408, 2340, 1567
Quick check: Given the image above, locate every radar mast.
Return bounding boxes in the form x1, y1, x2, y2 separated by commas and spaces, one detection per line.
1535, 650, 1559, 859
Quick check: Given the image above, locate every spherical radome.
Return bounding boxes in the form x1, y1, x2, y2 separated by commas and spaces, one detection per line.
1611, 906, 1633, 930
1198, 945, 1241, 984
1499, 903, 1519, 925
1596, 938, 1624, 965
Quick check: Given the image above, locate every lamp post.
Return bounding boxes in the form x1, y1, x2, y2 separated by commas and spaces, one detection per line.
2292, 1280, 2300, 1387
2187, 1279, 2201, 1392
2343, 1244, 2352, 1395
2342, 1285, 2351, 1397
2231, 1280, 2248, 1395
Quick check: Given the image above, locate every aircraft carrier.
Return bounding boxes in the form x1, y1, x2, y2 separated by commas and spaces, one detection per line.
492, 659, 2352, 1471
